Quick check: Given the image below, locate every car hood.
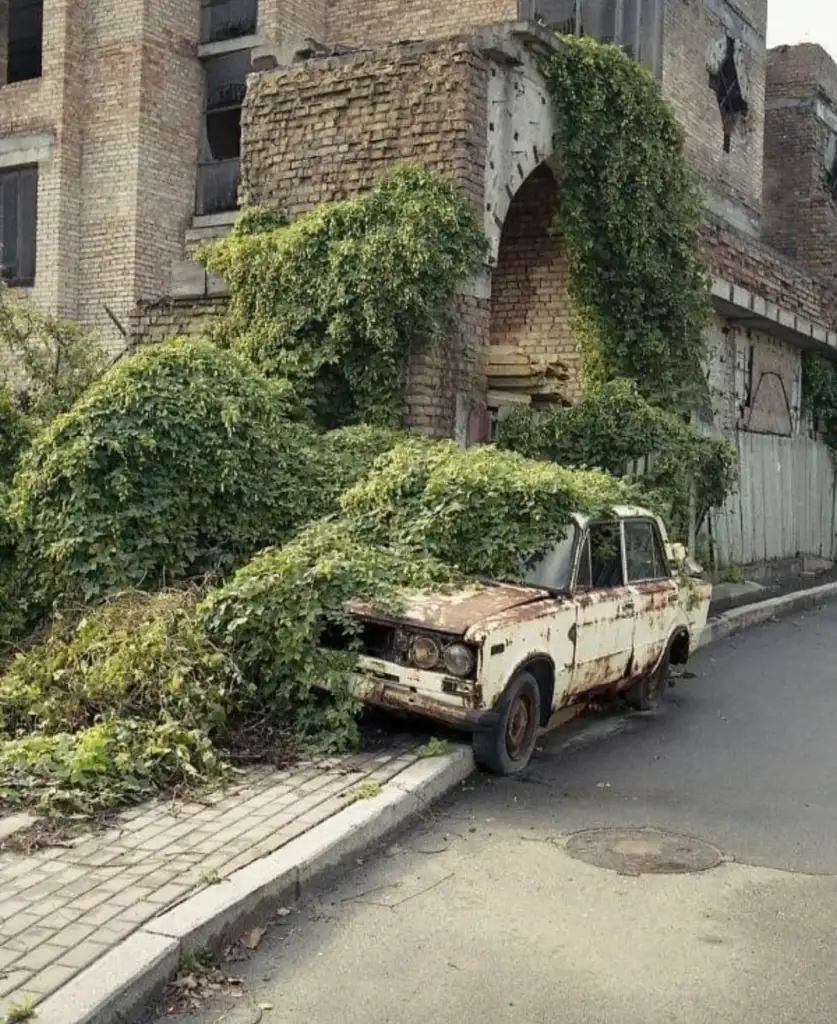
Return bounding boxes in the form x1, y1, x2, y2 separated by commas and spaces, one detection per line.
347, 582, 551, 636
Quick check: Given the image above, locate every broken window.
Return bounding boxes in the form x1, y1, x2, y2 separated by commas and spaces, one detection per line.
196, 50, 250, 215
825, 136, 837, 202
521, 0, 663, 75
7, 0, 43, 83
708, 36, 749, 154
0, 165, 38, 286
200, 0, 258, 46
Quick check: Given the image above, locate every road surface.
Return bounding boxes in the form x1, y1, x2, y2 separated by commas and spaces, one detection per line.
162, 602, 837, 1024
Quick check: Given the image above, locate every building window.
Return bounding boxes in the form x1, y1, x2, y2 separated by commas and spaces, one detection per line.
200, 0, 258, 45
7, 0, 43, 84
0, 166, 38, 287
196, 50, 250, 215
519, 0, 663, 76
708, 36, 749, 154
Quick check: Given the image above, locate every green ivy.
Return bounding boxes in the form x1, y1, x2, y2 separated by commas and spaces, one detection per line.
200, 165, 487, 428
496, 380, 736, 539
0, 283, 107, 423
11, 338, 319, 606
802, 352, 837, 450
543, 37, 710, 410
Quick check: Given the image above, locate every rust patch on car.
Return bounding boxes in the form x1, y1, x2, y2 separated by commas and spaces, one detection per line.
365, 680, 472, 731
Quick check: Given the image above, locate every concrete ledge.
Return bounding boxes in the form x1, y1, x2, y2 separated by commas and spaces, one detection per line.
46, 748, 474, 1024
697, 579, 837, 649
34, 933, 179, 1024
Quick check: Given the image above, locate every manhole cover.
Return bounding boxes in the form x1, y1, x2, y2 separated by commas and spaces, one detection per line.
564, 827, 723, 876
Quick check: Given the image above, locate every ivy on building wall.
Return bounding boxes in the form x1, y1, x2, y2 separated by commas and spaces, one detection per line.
200, 165, 486, 428
802, 351, 837, 449
542, 36, 711, 411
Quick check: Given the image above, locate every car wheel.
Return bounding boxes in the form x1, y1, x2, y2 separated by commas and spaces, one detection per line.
624, 648, 671, 712
473, 670, 541, 775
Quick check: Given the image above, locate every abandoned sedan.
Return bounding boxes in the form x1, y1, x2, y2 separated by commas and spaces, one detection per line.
348, 507, 711, 775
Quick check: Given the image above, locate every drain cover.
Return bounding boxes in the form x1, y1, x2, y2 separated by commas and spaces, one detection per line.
565, 827, 723, 876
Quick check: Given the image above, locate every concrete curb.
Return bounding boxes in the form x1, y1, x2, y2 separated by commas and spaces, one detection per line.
33, 747, 475, 1024
697, 579, 837, 649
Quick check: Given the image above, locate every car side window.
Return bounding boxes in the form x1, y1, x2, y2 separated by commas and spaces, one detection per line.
624, 520, 671, 582
576, 521, 624, 590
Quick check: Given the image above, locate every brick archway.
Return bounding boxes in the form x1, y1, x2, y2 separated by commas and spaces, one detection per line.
487, 162, 581, 411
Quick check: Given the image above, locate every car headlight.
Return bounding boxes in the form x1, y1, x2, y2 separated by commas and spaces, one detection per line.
443, 643, 475, 678
410, 635, 441, 670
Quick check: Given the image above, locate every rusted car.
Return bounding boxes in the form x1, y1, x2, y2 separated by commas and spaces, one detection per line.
347, 506, 711, 775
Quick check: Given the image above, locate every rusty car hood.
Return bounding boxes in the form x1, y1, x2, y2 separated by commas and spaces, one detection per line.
347, 582, 551, 636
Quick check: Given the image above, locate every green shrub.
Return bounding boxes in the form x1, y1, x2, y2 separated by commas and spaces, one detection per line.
495, 380, 736, 537
0, 718, 225, 815
339, 438, 639, 578
201, 520, 460, 751
0, 590, 236, 813
201, 164, 487, 427
12, 338, 320, 605
0, 283, 107, 422
310, 424, 412, 513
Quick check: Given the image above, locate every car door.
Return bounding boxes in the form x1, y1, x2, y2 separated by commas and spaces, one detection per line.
568, 520, 636, 697
623, 517, 679, 676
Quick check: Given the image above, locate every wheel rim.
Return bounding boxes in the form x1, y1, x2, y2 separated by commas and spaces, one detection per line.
505, 692, 535, 760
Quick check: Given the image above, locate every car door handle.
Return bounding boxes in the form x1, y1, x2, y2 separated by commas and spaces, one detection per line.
621, 600, 635, 614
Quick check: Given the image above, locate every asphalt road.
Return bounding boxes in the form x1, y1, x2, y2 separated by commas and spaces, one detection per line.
163, 602, 837, 1024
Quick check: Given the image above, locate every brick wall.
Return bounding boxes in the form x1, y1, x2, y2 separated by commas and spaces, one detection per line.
241, 40, 489, 216
127, 294, 228, 344
662, 0, 766, 226
701, 214, 837, 329
488, 163, 580, 402
762, 44, 837, 288
260, 0, 328, 50
325, 0, 516, 49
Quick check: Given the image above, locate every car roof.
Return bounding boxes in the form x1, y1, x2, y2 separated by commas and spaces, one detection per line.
572, 506, 661, 529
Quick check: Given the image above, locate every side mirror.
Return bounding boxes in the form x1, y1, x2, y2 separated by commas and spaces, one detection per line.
670, 542, 704, 578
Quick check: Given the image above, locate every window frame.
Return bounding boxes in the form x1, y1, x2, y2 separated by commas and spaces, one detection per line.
0, 164, 38, 288
622, 517, 672, 584
571, 519, 627, 593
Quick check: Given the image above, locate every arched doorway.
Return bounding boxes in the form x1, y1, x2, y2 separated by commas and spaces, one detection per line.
487, 163, 581, 433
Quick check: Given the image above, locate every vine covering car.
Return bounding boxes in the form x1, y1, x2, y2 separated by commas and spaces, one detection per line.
342, 506, 711, 774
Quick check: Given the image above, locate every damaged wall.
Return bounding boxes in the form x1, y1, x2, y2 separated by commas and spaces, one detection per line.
663, 0, 766, 235
763, 43, 837, 288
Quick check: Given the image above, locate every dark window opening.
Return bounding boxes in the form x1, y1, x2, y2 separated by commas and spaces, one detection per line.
624, 520, 670, 583
200, 0, 258, 45
743, 342, 755, 410
0, 166, 38, 286
577, 522, 624, 590
196, 50, 249, 216
827, 153, 837, 202
7, 0, 43, 84
709, 36, 748, 154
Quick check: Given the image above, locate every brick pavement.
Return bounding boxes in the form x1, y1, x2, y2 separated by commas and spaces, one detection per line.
0, 740, 423, 1018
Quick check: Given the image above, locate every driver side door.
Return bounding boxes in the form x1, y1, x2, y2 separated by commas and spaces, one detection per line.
568, 520, 636, 697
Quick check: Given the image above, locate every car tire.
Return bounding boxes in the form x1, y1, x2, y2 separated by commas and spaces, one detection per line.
624, 648, 671, 712
473, 670, 541, 775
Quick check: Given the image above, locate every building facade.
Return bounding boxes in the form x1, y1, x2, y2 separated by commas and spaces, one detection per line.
3, 0, 837, 566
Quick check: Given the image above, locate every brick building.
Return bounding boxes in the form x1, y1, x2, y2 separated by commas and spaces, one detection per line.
2, 1, 837, 564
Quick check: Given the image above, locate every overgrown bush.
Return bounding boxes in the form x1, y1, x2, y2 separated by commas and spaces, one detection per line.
340, 438, 640, 578
802, 352, 837, 450
0, 283, 107, 422
496, 380, 736, 539
12, 338, 320, 605
201, 165, 486, 427
0, 590, 235, 813
202, 521, 460, 752
309, 424, 412, 514
543, 38, 709, 409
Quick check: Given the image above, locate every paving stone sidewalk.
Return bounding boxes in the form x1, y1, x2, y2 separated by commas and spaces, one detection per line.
0, 739, 424, 1019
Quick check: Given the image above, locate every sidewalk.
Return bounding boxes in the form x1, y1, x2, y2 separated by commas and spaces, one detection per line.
2, 577, 837, 1024
0, 738, 467, 1022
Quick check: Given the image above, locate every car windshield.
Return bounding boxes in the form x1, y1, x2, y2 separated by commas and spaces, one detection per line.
519, 527, 578, 592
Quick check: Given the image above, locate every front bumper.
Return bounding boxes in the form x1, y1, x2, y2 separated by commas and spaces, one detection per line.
353, 657, 497, 734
